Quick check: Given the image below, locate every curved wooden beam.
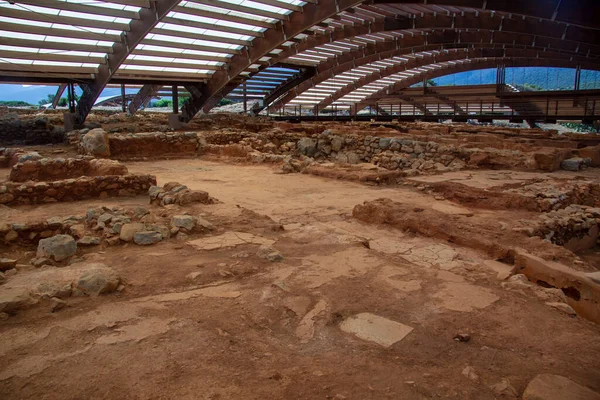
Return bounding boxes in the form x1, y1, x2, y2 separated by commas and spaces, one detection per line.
271, 12, 600, 69
371, 0, 600, 30
179, 0, 365, 122
75, 0, 181, 124
269, 40, 600, 112
216, 10, 600, 113
352, 58, 600, 114
307, 49, 599, 112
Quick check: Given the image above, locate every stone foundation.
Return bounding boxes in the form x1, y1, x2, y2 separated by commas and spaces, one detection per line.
0, 174, 156, 205
9, 158, 128, 182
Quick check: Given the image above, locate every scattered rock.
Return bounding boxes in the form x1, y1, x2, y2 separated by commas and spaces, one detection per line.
0, 258, 17, 271
489, 378, 518, 398
297, 137, 317, 157
0, 288, 37, 313
133, 231, 163, 246
171, 215, 196, 231
78, 236, 100, 246
4, 230, 18, 241
546, 302, 577, 316
36, 234, 77, 262
461, 366, 479, 382
560, 157, 591, 171
31, 257, 51, 267
73, 264, 120, 296
81, 128, 110, 157
454, 333, 471, 342
119, 222, 145, 242
186, 272, 202, 280
149, 182, 213, 207
523, 374, 600, 400
104, 236, 120, 246
50, 297, 67, 312
196, 217, 214, 231
256, 245, 283, 262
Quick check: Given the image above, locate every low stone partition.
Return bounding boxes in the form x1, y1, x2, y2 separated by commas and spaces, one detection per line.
108, 132, 203, 159
0, 174, 156, 205
0, 148, 36, 168
9, 157, 128, 182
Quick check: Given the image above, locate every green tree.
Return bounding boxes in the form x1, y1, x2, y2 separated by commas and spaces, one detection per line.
0, 100, 32, 107
38, 93, 55, 106
217, 98, 234, 106
153, 99, 172, 108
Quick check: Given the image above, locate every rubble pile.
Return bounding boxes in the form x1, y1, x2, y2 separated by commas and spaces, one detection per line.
149, 181, 215, 206
530, 205, 600, 250
506, 182, 600, 211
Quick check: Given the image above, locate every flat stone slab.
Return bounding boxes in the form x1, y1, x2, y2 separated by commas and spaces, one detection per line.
432, 282, 500, 312
340, 312, 413, 348
523, 374, 600, 400
187, 231, 274, 251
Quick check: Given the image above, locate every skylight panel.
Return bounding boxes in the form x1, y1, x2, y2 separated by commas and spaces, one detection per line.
61, 0, 140, 13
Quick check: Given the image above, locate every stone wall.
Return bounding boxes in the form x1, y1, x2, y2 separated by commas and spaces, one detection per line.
531, 205, 600, 252
295, 133, 468, 173
9, 157, 128, 182
197, 129, 588, 173
0, 174, 156, 205
108, 132, 203, 159
0, 112, 64, 145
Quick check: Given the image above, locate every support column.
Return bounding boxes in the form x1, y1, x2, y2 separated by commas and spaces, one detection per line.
168, 85, 186, 130
496, 64, 506, 92
574, 66, 582, 91
67, 83, 76, 113
243, 82, 247, 114
63, 82, 77, 132
121, 84, 126, 113
172, 85, 179, 114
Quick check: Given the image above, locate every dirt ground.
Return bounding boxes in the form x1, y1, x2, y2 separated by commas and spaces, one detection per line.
1, 158, 599, 399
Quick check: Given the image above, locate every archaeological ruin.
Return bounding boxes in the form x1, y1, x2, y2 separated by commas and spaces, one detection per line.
0, 1, 599, 399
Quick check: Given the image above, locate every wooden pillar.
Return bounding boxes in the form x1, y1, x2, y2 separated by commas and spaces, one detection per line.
243, 82, 247, 113
121, 84, 126, 113
172, 85, 178, 114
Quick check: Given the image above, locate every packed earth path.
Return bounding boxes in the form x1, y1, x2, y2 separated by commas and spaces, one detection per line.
1, 157, 600, 399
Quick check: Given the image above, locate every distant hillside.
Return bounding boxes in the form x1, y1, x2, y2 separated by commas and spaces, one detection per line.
0, 85, 138, 105
423, 67, 600, 90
